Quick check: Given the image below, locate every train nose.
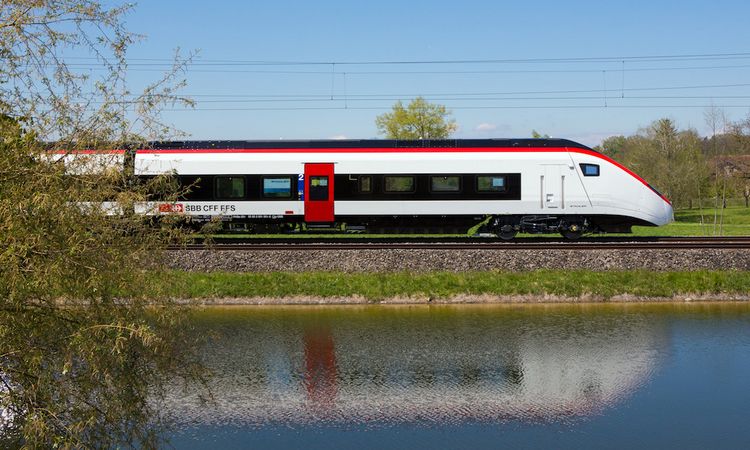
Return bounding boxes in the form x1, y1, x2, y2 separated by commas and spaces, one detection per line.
663, 201, 674, 224
646, 192, 673, 226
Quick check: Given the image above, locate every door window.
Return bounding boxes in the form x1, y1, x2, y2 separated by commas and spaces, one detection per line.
309, 176, 329, 201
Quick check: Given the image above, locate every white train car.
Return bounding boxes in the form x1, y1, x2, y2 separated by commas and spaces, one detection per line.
135, 139, 673, 239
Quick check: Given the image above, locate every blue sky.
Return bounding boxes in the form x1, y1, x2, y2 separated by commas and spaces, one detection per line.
110, 0, 750, 146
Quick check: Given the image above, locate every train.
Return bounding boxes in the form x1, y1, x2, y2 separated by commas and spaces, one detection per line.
92, 138, 674, 239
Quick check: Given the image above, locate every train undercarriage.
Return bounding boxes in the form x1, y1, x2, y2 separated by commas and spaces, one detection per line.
199, 214, 651, 240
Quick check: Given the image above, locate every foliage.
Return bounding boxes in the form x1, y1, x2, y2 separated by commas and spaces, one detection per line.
0, 0, 194, 143
375, 97, 457, 139
531, 130, 549, 139
160, 270, 750, 300
596, 112, 750, 211
0, 1, 204, 448
598, 135, 627, 161
594, 118, 709, 208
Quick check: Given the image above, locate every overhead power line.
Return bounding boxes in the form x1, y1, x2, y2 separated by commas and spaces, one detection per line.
76, 105, 750, 111
61, 81, 750, 101
25, 50, 750, 114
141, 95, 750, 104
156, 104, 750, 111
48, 51, 750, 66
54, 62, 750, 75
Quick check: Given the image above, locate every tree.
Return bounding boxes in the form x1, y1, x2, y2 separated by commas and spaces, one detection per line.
531, 130, 550, 139
596, 135, 628, 161
704, 106, 730, 233
375, 97, 457, 139
619, 118, 708, 209
1, 2, 204, 448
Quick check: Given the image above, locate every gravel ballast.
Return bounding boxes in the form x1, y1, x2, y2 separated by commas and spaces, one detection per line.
167, 248, 750, 272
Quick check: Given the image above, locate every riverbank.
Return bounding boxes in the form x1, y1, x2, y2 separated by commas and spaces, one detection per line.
160, 270, 750, 304
175, 294, 750, 305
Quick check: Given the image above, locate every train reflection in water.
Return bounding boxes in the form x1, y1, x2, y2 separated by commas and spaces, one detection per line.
168, 305, 669, 428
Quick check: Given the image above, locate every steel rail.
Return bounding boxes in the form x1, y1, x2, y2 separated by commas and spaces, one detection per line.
173, 236, 750, 251
193, 235, 750, 245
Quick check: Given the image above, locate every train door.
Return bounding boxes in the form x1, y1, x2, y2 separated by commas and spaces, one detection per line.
304, 163, 335, 222
542, 165, 567, 209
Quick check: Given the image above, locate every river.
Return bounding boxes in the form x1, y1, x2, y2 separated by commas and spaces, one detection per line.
167, 303, 750, 449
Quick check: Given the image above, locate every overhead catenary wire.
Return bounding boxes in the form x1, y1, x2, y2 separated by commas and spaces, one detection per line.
55, 82, 750, 100
18, 51, 750, 113
108, 105, 750, 112
34, 62, 750, 75
37, 51, 750, 66
80, 95, 750, 105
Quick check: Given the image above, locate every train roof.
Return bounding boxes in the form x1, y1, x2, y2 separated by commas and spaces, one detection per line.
145, 138, 595, 151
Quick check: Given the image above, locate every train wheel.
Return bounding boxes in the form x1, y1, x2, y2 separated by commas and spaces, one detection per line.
498, 225, 517, 241
561, 230, 582, 240
560, 223, 583, 240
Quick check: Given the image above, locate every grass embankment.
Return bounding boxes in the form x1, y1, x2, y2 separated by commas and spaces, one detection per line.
162, 270, 750, 301
629, 206, 750, 236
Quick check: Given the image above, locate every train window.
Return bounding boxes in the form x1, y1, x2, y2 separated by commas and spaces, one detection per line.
262, 176, 292, 198
477, 175, 506, 192
179, 176, 213, 200
359, 175, 372, 193
430, 176, 461, 192
215, 176, 245, 199
384, 175, 415, 193
309, 176, 329, 201
580, 164, 600, 176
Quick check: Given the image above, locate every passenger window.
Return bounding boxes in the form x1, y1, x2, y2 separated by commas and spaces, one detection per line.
215, 176, 245, 199
359, 175, 372, 193
180, 176, 213, 200
431, 176, 461, 192
262, 176, 292, 198
309, 176, 329, 201
580, 164, 600, 177
477, 175, 506, 192
384, 176, 415, 193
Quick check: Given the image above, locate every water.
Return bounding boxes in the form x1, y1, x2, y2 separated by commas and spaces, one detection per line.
168, 303, 750, 449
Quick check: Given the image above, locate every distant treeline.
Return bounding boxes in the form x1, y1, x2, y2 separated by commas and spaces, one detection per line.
593, 111, 750, 209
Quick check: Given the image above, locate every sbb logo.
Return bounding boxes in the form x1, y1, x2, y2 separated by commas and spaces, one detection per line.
158, 203, 184, 213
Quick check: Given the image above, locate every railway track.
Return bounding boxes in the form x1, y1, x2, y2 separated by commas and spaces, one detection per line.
175, 236, 750, 251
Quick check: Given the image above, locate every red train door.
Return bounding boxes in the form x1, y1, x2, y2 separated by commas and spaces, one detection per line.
304, 163, 335, 222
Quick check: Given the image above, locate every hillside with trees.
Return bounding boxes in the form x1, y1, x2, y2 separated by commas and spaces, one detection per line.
595, 114, 750, 211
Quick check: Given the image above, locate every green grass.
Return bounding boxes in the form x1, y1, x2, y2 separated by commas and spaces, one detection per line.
676, 206, 750, 224
629, 222, 750, 237
161, 270, 750, 300
628, 205, 750, 236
